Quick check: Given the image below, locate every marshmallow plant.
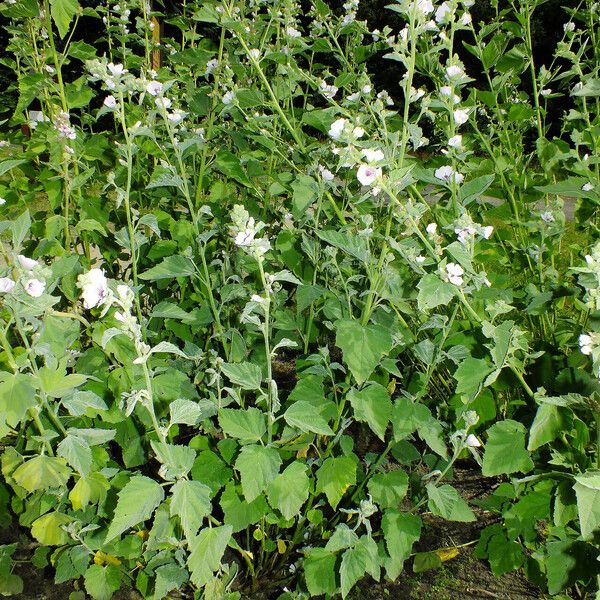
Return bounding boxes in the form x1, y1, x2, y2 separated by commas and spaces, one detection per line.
0, 0, 600, 598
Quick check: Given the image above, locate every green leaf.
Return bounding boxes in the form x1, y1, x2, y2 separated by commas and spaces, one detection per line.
573, 470, 600, 540
214, 150, 251, 187
139, 256, 196, 281
348, 383, 392, 441
267, 461, 310, 519
170, 480, 212, 543
153, 564, 188, 600
417, 274, 456, 311
426, 484, 475, 522
54, 545, 88, 584
187, 525, 232, 587
545, 540, 600, 594
527, 404, 564, 451
57, 434, 92, 476
105, 476, 164, 543
284, 401, 334, 436
454, 357, 493, 397
11, 211, 31, 253
235, 445, 281, 502
413, 552, 443, 573
482, 420, 533, 476
68, 473, 110, 510
12, 455, 71, 492
169, 399, 206, 427
218, 408, 266, 444
368, 469, 408, 509
0, 372, 37, 428
0, 159, 28, 177
31, 512, 72, 546
150, 441, 196, 480
220, 362, 262, 390
335, 320, 393, 385
49, 0, 80, 38
303, 548, 338, 596
316, 230, 370, 262
83, 565, 121, 600
62, 390, 108, 417
191, 450, 232, 496
316, 456, 357, 509
220, 483, 268, 532
340, 536, 380, 598
325, 524, 359, 552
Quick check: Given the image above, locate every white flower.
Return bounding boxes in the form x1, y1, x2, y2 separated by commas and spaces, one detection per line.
440, 86, 461, 104
328, 118, 348, 140
460, 12, 472, 25
29, 110, 48, 129
107, 62, 127, 77
453, 108, 469, 125
541, 211, 554, 223
540, 88, 552, 97
235, 229, 255, 247
455, 226, 476, 244
448, 134, 462, 149
155, 96, 172, 110
585, 255, 594, 264
222, 91, 235, 105
206, 58, 219, 74
352, 126, 365, 139
466, 434, 481, 448
446, 262, 464, 286
415, 255, 426, 264
18, 255, 38, 270
445, 64, 464, 79
320, 81, 338, 99
103, 95, 117, 108
481, 225, 494, 239
24, 278, 45, 298
426, 222, 437, 236
362, 84, 372, 94
435, 165, 464, 184
45, 65, 56, 74
580, 333, 594, 355
0, 198, 5, 206
435, 2, 452, 23
146, 80, 163, 96
583, 182, 594, 192
416, 0, 434, 15
564, 21, 575, 32
361, 148, 385, 162
78, 268, 109, 309
357, 165, 382, 186
347, 92, 360, 102
0, 277, 15, 293
167, 109, 186, 124
248, 48, 261, 60
286, 26, 302, 38
319, 165, 335, 181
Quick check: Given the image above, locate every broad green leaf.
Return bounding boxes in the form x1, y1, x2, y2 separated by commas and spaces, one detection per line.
0, 159, 27, 177
316, 456, 356, 509
235, 445, 281, 502
416, 274, 456, 311
169, 399, 205, 427
68, 472, 110, 510
426, 484, 475, 522
340, 535, 380, 598
139, 256, 195, 281
412, 552, 443, 573
83, 565, 121, 600
170, 480, 212, 543
335, 319, 393, 385
191, 450, 232, 496
220, 483, 268, 532
153, 564, 188, 600
391, 399, 447, 458
13, 455, 71, 492
317, 229, 370, 262
49, 0, 80, 38
367, 469, 408, 508
150, 441, 196, 480
220, 362, 262, 390
218, 408, 266, 443
475, 524, 524, 577
267, 461, 310, 519
348, 383, 392, 440
527, 404, 564, 451
38, 368, 88, 398
187, 525, 232, 587
0, 372, 37, 428
11, 211, 31, 251
573, 470, 600, 540
381, 510, 421, 579
150, 301, 196, 323
105, 476, 164, 543
31, 512, 72, 546
303, 548, 338, 596
325, 524, 359, 552
454, 357, 493, 397
57, 434, 92, 476
284, 401, 334, 436
482, 420, 533, 476
545, 540, 600, 594
214, 150, 251, 187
